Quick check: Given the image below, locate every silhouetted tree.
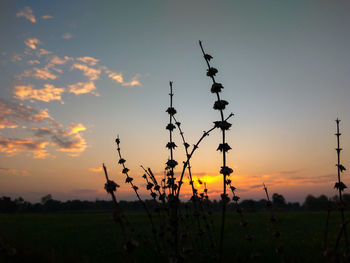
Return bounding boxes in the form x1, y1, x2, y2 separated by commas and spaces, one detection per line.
240, 199, 265, 212
0, 197, 17, 213
272, 193, 286, 208
41, 194, 52, 204
303, 195, 329, 210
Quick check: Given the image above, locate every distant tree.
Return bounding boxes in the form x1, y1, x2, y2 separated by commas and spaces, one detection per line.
44, 199, 61, 212
303, 194, 329, 210
14, 196, 31, 212
14, 197, 24, 204
240, 199, 266, 212
272, 193, 286, 208
287, 202, 300, 210
240, 199, 256, 212
41, 194, 52, 204
342, 194, 350, 207
303, 195, 316, 210
0, 196, 17, 213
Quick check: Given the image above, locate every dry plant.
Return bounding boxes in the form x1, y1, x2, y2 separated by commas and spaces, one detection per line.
100, 42, 238, 262
323, 119, 349, 262
98, 43, 348, 263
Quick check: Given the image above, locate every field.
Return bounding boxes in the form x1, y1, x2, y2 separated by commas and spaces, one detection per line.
0, 211, 347, 262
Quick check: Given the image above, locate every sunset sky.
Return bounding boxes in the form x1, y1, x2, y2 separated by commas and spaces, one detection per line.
1, 0, 350, 203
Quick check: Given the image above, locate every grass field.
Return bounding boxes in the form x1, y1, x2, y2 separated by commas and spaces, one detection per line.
0, 210, 348, 262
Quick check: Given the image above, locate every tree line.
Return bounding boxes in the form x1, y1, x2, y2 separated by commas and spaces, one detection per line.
0, 193, 347, 213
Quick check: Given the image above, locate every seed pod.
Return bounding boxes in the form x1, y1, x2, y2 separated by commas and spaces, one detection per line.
207, 67, 218, 77
211, 83, 224, 93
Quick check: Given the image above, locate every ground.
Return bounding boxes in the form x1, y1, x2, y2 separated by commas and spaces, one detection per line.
0, 211, 347, 262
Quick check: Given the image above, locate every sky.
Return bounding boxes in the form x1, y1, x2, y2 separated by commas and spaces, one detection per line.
0, 0, 350, 203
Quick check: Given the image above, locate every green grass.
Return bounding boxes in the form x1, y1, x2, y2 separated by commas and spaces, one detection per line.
0, 211, 348, 262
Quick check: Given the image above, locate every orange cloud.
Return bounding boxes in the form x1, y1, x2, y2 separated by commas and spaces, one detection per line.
0, 167, 30, 176
62, 33, 73, 39
108, 72, 124, 83
122, 75, 141, 87
89, 167, 103, 173
0, 98, 52, 129
0, 137, 49, 158
0, 124, 18, 129
15, 70, 32, 80
24, 38, 40, 50
69, 82, 97, 95
16, 7, 36, 23
34, 123, 87, 157
0, 99, 87, 159
71, 63, 101, 81
27, 60, 40, 65
36, 109, 51, 120
76, 57, 99, 66
53, 124, 87, 156
103, 67, 142, 87
36, 49, 52, 57
49, 56, 70, 66
41, 15, 53, 20
32, 67, 57, 80
69, 123, 86, 134
14, 84, 65, 103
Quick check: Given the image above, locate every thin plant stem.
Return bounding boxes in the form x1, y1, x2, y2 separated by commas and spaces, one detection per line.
172, 115, 196, 196
199, 40, 233, 262
102, 164, 135, 262
115, 136, 160, 252
176, 113, 233, 197
334, 118, 349, 253
176, 126, 216, 197
172, 115, 206, 251
263, 183, 284, 261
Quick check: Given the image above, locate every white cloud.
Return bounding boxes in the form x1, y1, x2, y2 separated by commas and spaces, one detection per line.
0, 167, 30, 176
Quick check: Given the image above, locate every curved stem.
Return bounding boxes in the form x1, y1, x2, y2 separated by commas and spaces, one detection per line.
116, 138, 160, 252
176, 125, 217, 197
175, 112, 234, 197
172, 115, 197, 196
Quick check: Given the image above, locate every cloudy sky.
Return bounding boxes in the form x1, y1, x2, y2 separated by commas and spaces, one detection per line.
1, 0, 350, 203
